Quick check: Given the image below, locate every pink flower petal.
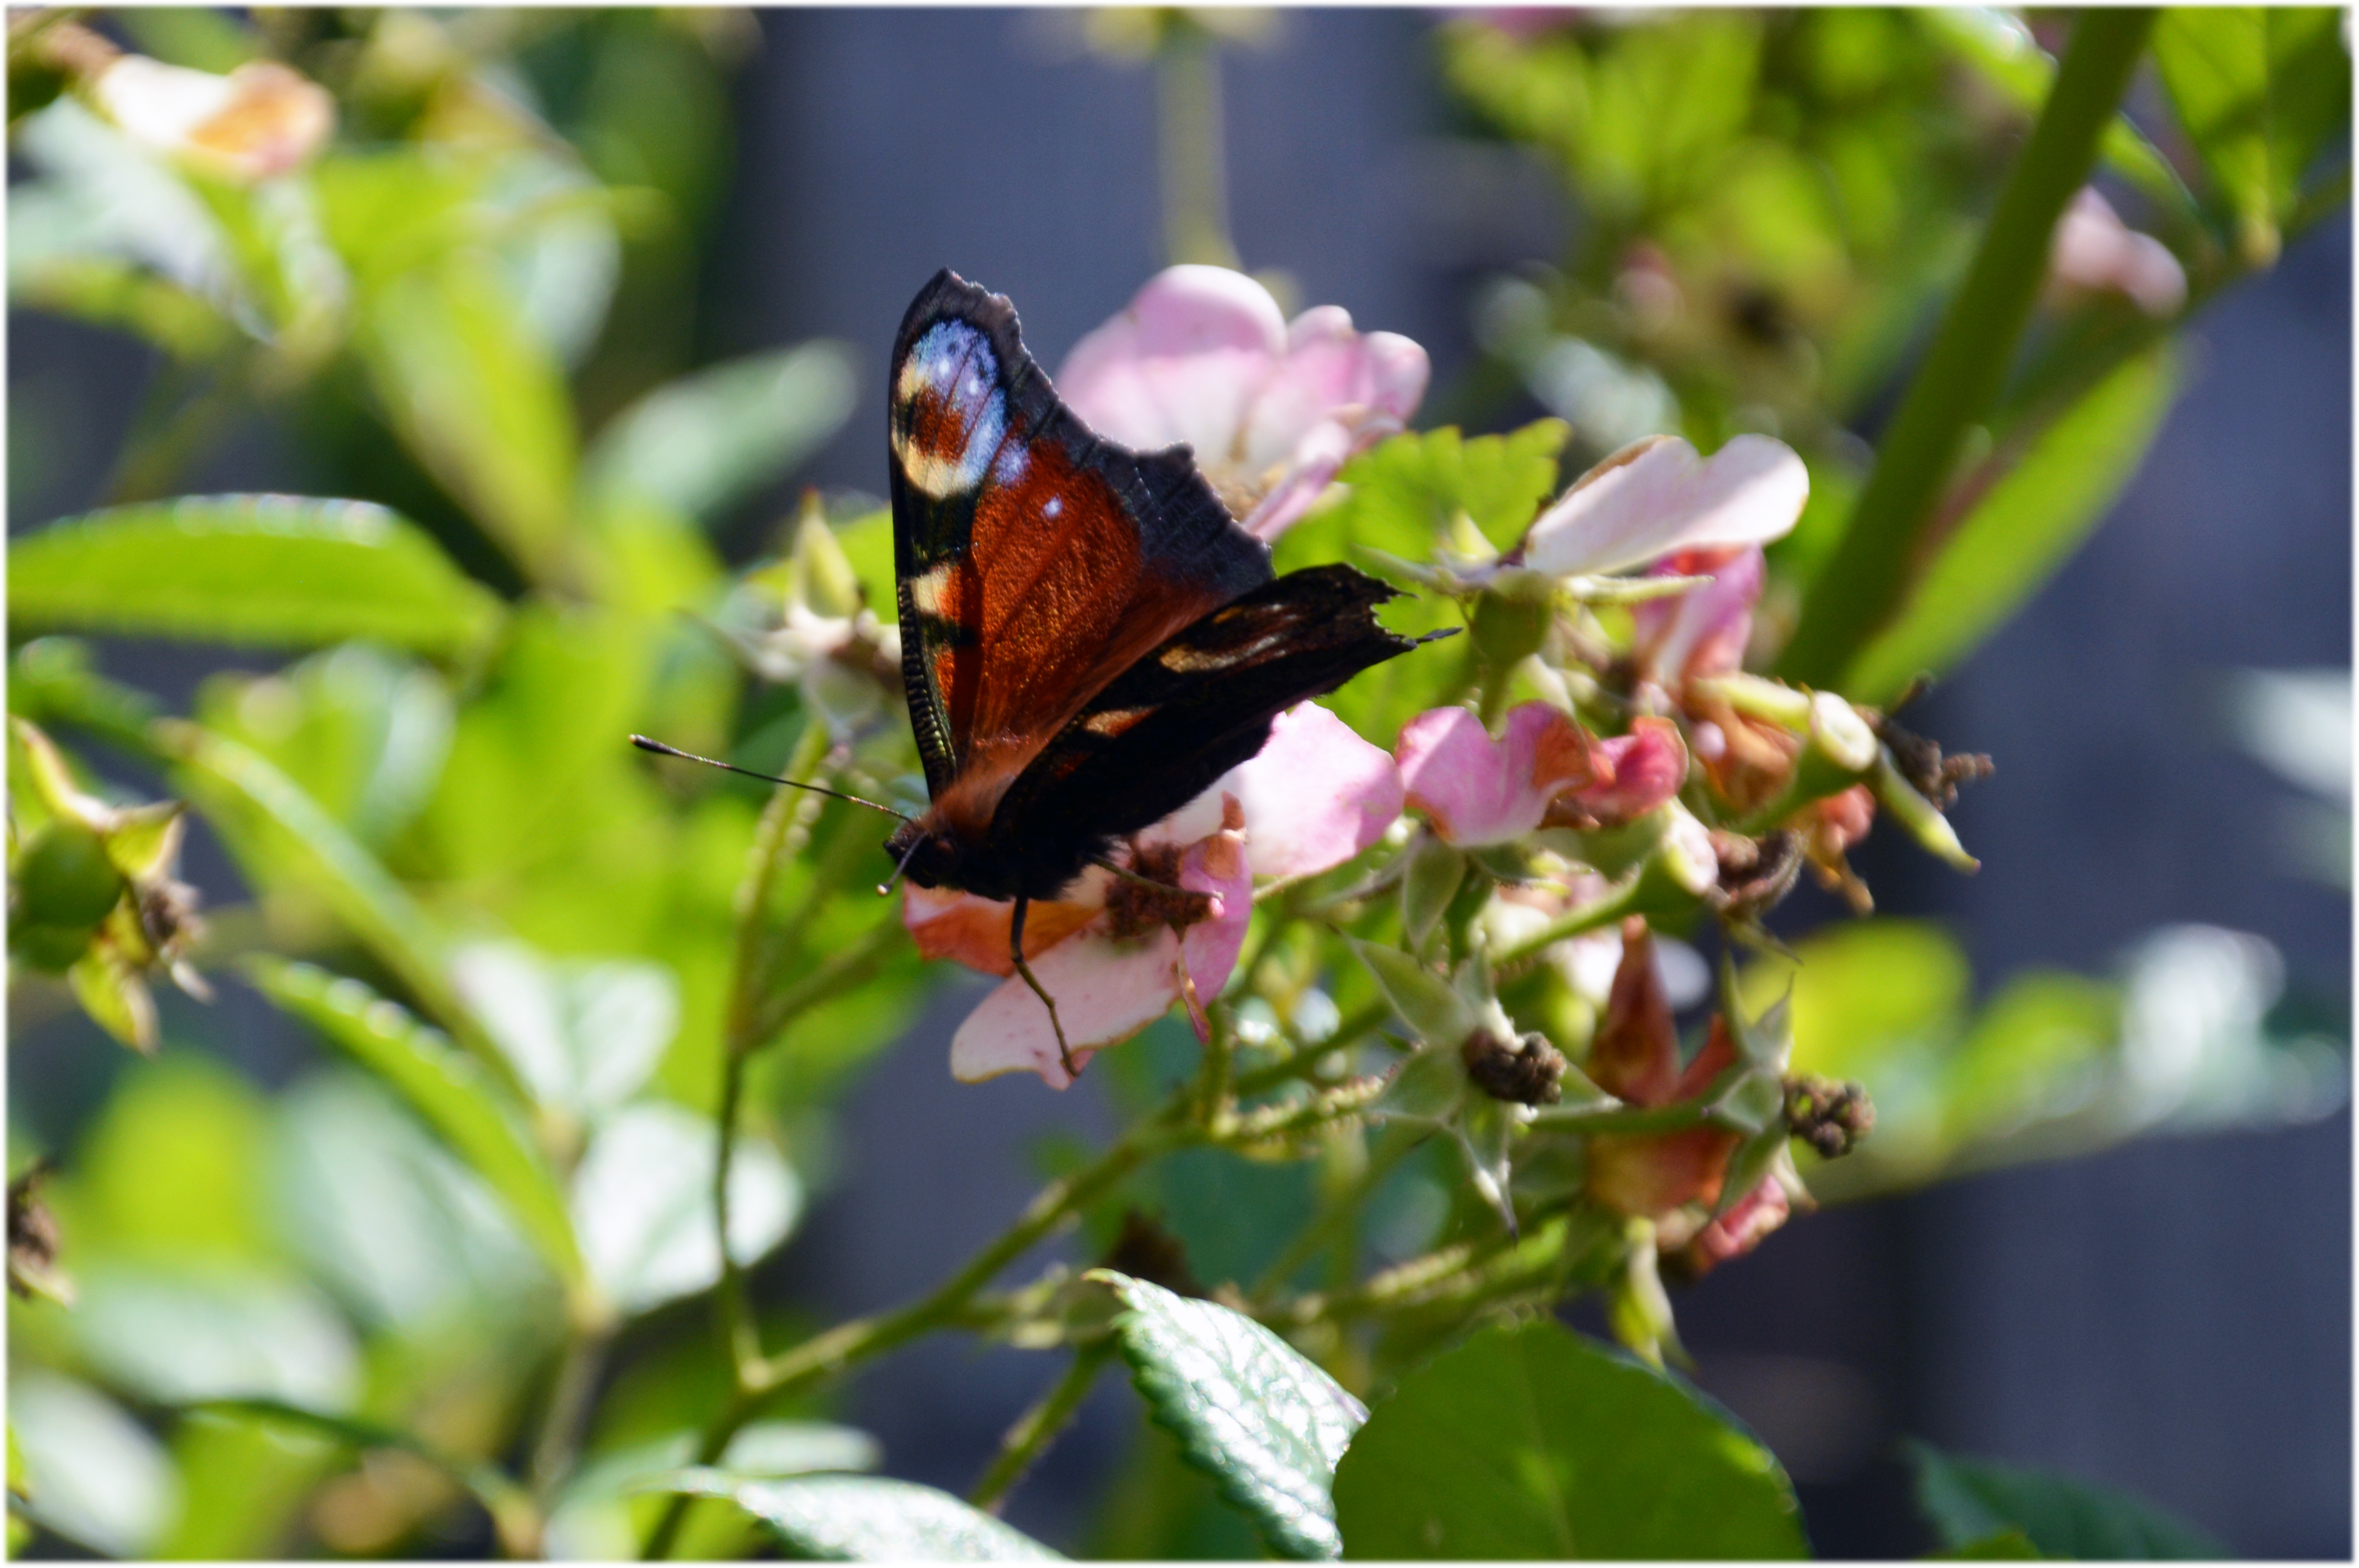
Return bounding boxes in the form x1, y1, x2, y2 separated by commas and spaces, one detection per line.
1520, 435, 1808, 578
1145, 702, 1404, 877
1239, 310, 1431, 470
1396, 703, 1568, 847
1681, 1175, 1792, 1275
1563, 716, 1690, 825
1178, 813, 1255, 1037
1241, 416, 1360, 541
1055, 265, 1286, 461
903, 882, 1105, 977
949, 925, 1184, 1088
1630, 545, 1764, 684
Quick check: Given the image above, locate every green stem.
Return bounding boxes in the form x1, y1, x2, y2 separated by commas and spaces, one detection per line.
1251, 1121, 1423, 1297
715, 723, 833, 1385
1490, 876, 1641, 970
1157, 19, 1239, 270
641, 1112, 1201, 1558
1776, 8, 2159, 687
968, 1340, 1116, 1514
527, 1323, 615, 1507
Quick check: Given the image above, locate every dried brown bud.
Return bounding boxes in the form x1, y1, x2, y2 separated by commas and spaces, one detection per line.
1100, 1208, 1204, 1299
8, 1159, 71, 1305
1874, 714, 1994, 811
1782, 1074, 1875, 1159
1461, 1027, 1568, 1107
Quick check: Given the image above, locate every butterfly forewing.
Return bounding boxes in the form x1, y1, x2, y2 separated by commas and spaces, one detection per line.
888, 270, 1272, 807
982, 564, 1436, 886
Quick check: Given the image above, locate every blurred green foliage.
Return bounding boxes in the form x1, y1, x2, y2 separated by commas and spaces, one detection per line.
4, 7, 2349, 1563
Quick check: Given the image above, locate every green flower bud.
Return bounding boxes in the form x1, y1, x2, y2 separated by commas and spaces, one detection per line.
14, 822, 126, 932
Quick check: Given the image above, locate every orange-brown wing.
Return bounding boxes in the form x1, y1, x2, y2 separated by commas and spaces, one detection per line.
888, 270, 1271, 809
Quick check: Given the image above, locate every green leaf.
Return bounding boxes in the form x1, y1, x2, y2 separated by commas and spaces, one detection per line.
1907, 1440, 2227, 1560
1277, 423, 1569, 578
548, 1423, 880, 1561
1095, 1270, 1368, 1560
247, 957, 586, 1295
448, 942, 678, 1117
1331, 1320, 1806, 1559
1918, 10, 2199, 228
1845, 343, 2179, 704
357, 263, 580, 579
1347, 938, 1478, 1046
8, 1372, 178, 1559
193, 1398, 537, 1554
585, 343, 858, 524
2152, 7, 2351, 261
1932, 1529, 2044, 1559
163, 727, 514, 1084
660, 1471, 1064, 1561
8, 496, 504, 656
71, 1266, 360, 1413
571, 1101, 801, 1317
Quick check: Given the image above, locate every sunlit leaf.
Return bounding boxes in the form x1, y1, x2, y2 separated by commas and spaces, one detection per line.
2152, 7, 2351, 259
8, 1372, 180, 1558
450, 942, 680, 1118
571, 1101, 800, 1316
355, 262, 580, 579
1097, 1270, 1366, 1560
197, 644, 456, 850
1908, 1440, 2226, 1559
657, 1471, 1064, 1561
585, 342, 859, 524
1845, 343, 2179, 705
8, 496, 502, 656
72, 1266, 360, 1413
1331, 1320, 1806, 1558
547, 1422, 880, 1561
248, 959, 585, 1295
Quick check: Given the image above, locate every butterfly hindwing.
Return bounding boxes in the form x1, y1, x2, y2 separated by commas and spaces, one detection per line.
888, 270, 1273, 808
984, 564, 1437, 889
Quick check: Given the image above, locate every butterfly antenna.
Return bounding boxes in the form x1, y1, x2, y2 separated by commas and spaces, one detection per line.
630, 736, 913, 822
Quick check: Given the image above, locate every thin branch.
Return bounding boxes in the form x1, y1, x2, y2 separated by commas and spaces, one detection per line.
968, 1340, 1116, 1514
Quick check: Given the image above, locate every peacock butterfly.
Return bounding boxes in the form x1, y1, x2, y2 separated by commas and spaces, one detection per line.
642, 269, 1449, 1074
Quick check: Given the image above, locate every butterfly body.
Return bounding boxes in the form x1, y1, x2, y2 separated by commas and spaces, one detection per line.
881, 269, 1439, 909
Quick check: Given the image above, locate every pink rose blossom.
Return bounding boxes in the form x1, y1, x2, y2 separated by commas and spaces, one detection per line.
1394, 702, 1688, 847
1057, 265, 1430, 540
916, 702, 1403, 1088
1629, 544, 1765, 687
1517, 434, 1808, 580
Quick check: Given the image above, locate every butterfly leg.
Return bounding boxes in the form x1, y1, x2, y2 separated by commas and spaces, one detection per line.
1008, 896, 1078, 1080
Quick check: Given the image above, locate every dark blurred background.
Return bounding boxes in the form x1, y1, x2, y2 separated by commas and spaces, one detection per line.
10, 9, 2349, 1558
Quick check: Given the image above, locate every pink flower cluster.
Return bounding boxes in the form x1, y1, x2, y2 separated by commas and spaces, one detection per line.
907, 265, 1824, 1124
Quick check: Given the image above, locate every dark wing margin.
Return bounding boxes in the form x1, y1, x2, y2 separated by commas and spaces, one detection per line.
887, 268, 1273, 800
986, 564, 1452, 898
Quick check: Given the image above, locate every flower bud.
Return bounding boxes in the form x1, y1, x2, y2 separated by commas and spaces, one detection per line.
1459, 1026, 1567, 1107
1783, 1074, 1875, 1159
91, 56, 335, 183
1868, 748, 1979, 872
14, 821, 127, 936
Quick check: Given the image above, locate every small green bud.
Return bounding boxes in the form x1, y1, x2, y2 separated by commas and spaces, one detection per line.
1869, 748, 1979, 872
787, 494, 865, 620
15, 823, 126, 931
